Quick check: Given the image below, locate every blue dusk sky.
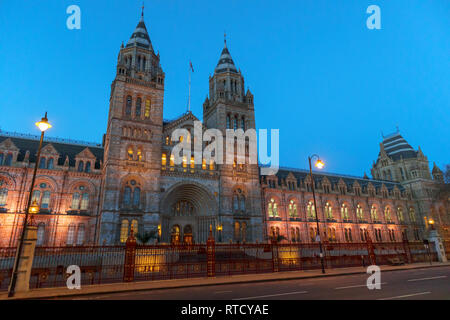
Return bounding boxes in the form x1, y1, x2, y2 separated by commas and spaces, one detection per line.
0, 0, 448, 176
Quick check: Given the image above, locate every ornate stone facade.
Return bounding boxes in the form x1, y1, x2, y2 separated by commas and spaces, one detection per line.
0, 14, 447, 247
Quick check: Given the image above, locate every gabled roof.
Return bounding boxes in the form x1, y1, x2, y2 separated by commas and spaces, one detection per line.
0, 133, 103, 169
265, 167, 404, 191
163, 112, 200, 131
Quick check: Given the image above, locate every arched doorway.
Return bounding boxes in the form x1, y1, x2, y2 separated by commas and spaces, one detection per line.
183, 225, 193, 244
160, 182, 218, 243
171, 225, 180, 244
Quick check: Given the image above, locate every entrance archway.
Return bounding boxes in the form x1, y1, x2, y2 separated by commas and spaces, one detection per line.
171, 225, 180, 244
160, 182, 218, 243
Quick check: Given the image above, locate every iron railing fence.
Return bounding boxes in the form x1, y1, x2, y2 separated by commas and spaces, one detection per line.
0, 240, 442, 291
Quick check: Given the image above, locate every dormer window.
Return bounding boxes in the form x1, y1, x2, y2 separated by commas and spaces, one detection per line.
85, 161, 91, 173
77, 161, 84, 172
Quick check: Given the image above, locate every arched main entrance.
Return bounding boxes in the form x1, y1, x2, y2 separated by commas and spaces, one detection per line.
160, 182, 218, 243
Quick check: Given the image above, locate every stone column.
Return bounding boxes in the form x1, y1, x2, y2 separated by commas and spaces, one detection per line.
428, 230, 448, 263
9, 225, 37, 294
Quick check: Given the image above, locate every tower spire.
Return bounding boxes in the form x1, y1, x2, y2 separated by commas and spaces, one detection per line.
141, 2, 145, 18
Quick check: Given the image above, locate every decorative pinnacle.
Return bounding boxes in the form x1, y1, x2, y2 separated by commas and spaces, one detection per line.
141, 2, 145, 17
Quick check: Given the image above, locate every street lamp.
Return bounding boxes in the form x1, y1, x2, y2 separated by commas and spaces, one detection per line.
8, 112, 51, 297
216, 224, 223, 243
308, 154, 326, 274
428, 218, 435, 230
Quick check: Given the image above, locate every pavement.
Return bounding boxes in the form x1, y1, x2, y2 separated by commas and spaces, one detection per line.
1, 261, 449, 300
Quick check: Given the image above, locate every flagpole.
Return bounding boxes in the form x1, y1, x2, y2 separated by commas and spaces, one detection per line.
188, 67, 191, 113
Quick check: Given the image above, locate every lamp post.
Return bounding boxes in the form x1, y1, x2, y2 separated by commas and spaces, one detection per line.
428, 218, 435, 230
308, 154, 326, 274
8, 113, 51, 297
216, 224, 223, 243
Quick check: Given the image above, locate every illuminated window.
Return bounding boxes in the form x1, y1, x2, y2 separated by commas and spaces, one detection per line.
182, 156, 187, 168
268, 198, 278, 217
137, 148, 143, 162
234, 221, 240, 241
209, 160, 215, 171
341, 203, 349, 220
397, 207, 404, 223
71, 192, 80, 209
165, 136, 170, 145
179, 135, 184, 143
371, 205, 378, 221
288, 200, 297, 218
356, 204, 364, 220
80, 193, 89, 210
202, 158, 206, 170
325, 202, 333, 219
127, 147, 134, 160
170, 154, 175, 167
409, 208, 416, 222
162, 153, 167, 166
190, 156, 195, 169
307, 201, 316, 219
120, 220, 129, 243
145, 99, 151, 118
384, 206, 391, 222
131, 219, 138, 235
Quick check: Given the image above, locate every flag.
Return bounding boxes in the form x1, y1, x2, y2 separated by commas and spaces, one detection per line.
190, 61, 194, 73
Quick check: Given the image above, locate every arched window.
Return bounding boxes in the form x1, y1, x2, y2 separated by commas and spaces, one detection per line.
0, 153, 3, 165
161, 153, 167, 166
135, 97, 142, 117
85, 161, 91, 173
4, 154, 12, 166
41, 191, 51, 209
0, 184, 8, 207
209, 160, 215, 171
131, 219, 138, 235
37, 223, 45, 246
356, 204, 364, 220
170, 154, 175, 167
288, 200, 297, 218
76, 224, 85, 245
341, 203, 349, 220
125, 95, 132, 116
397, 207, 404, 223
307, 201, 316, 219
268, 198, 278, 217
409, 208, 416, 222
77, 161, 84, 172
127, 147, 134, 160
123, 187, 132, 207
31, 190, 41, 204
240, 195, 246, 212
71, 192, 80, 209
241, 116, 245, 130
120, 220, 129, 243
371, 205, 378, 221
233, 116, 238, 130
67, 224, 76, 245
137, 148, 143, 162
47, 158, 54, 169
384, 206, 391, 222
80, 193, 89, 210
226, 115, 231, 129
132, 187, 141, 207
39, 157, 46, 169
325, 202, 333, 219
144, 99, 151, 118
233, 194, 239, 211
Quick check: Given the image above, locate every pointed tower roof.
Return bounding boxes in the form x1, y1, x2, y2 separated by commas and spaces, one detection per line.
214, 37, 238, 74
380, 130, 417, 161
126, 9, 153, 50
432, 162, 443, 174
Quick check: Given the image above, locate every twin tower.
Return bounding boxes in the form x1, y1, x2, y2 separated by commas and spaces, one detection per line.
98, 13, 263, 244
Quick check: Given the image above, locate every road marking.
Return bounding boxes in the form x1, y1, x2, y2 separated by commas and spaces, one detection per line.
407, 276, 447, 282
214, 290, 232, 294
378, 292, 431, 300
335, 282, 387, 290
233, 291, 308, 300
